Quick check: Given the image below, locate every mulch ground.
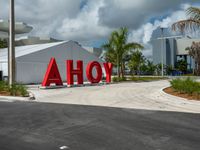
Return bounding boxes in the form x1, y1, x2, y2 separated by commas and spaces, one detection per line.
164, 87, 200, 101
0, 91, 12, 96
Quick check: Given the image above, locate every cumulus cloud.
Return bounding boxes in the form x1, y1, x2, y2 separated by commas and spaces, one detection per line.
0, 0, 82, 38
128, 3, 191, 58
98, 0, 192, 29
57, 0, 112, 41
0, 0, 199, 56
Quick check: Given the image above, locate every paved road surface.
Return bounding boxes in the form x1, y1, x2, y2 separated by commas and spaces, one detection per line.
0, 101, 200, 150
30, 80, 200, 113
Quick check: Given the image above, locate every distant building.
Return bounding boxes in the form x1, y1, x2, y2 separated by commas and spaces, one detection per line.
151, 28, 200, 70
82, 46, 103, 58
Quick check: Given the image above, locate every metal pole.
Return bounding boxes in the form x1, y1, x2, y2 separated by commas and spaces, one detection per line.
8, 0, 15, 85
160, 27, 164, 77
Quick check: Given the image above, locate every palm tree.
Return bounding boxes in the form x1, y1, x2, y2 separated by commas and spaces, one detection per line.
128, 50, 145, 75
172, 7, 200, 32
103, 27, 143, 77
186, 41, 200, 75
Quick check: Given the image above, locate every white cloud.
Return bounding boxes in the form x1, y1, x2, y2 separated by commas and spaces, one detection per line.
57, 0, 112, 41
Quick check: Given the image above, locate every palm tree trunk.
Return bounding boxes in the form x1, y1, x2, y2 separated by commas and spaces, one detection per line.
117, 54, 120, 78
121, 62, 125, 78
121, 65, 124, 78
138, 65, 141, 77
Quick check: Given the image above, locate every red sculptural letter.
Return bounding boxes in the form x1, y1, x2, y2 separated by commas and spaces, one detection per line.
86, 61, 102, 83
42, 58, 63, 86
67, 60, 83, 85
103, 63, 113, 83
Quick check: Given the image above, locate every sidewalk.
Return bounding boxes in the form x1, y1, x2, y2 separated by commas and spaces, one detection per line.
29, 80, 200, 113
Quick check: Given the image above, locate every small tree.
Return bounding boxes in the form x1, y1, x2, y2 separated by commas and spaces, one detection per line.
186, 41, 200, 75
175, 59, 188, 74
166, 65, 174, 75
145, 60, 156, 75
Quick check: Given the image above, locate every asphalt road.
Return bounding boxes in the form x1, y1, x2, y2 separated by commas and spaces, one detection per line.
0, 101, 200, 150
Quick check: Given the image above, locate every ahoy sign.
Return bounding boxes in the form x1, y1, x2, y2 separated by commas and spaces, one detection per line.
42, 58, 113, 87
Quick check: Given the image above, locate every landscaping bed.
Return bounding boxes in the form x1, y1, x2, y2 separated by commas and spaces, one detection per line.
0, 81, 29, 97
164, 78, 200, 101
164, 87, 200, 101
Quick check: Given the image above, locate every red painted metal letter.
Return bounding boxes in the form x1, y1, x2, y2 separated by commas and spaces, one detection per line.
67, 60, 83, 85
86, 61, 102, 83
42, 58, 63, 86
103, 63, 113, 83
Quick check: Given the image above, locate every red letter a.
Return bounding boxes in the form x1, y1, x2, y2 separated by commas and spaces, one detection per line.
103, 63, 113, 83
42, 58, 63, 87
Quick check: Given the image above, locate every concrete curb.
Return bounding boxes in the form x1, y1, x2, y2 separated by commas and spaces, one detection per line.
160, 87, 198, 102
0, 91, 36, 102
0, 95, 30, 101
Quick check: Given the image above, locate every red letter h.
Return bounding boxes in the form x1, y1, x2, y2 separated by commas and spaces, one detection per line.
67, 60, 83, 86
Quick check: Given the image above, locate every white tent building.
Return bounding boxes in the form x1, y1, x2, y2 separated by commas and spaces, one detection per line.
0, 41, 104, 84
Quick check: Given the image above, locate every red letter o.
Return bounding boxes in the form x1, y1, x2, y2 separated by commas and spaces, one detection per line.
86, 61, 102, 83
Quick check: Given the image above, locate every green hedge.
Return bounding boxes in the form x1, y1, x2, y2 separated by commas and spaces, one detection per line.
112, 76, 167, 82
112, 77, 127, 82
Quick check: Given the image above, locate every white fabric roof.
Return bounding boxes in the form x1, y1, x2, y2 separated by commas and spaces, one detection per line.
0, 41, 66, 62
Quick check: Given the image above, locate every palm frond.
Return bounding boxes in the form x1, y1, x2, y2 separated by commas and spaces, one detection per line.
186, 7, 200, 21
124, 43, 143, 51
172, 18, 200, 32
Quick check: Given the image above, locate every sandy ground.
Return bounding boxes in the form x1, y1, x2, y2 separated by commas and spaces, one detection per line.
29, 80, 200, 113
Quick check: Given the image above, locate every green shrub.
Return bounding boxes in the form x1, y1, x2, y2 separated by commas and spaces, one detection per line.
0, 81, 9, 91
112, 77, 127, 82
17, 84, 29, 97
170, 77, 200, 95
112, 77, 118, 82
120, 77, 127, 81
